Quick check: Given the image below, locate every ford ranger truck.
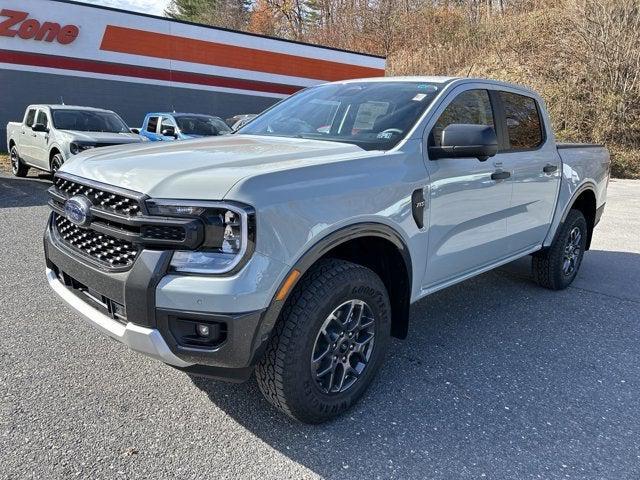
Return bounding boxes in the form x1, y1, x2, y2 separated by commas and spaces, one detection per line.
43, 77, 610, 423
7, 105, 143, 176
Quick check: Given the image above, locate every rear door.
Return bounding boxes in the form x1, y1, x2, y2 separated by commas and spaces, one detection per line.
32, 109, 51, 169
422, 88, 514, 289
496, 91, 561, 251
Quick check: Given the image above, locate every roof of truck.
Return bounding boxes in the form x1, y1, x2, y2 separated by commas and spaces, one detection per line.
28, 105, 115, 112
145, 112, 223, 117
333, 76, 538, 96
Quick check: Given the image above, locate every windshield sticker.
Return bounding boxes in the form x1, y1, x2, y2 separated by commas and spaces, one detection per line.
412, 93, 428, 101
417, 84, 438, 93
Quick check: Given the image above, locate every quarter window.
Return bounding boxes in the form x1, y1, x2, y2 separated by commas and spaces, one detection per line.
431, 90, 494, 146
499, 92, 543, 149
25, 109, 36, 127
146, 116, 159, 133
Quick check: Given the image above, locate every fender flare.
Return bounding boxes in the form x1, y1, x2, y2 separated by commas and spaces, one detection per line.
547, 181, 597, 248
560, 182, 597, 224
287, 222, 412, 282
248, 222, 413, 363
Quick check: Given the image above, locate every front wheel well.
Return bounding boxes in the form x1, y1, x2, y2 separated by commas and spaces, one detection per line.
318, 236, 411, 339
49, 148, 61, 161
8, 139, 16, 150
569, 189, 597, 250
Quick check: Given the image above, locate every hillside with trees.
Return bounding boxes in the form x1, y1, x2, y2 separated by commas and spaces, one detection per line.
166, 0, 640, 178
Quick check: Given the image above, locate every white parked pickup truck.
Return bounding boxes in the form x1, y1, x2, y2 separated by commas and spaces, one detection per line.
7, 104, 143, 176
44, 77, 610, 423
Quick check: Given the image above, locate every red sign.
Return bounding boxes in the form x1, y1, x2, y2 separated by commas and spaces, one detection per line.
0, 9, 79, 45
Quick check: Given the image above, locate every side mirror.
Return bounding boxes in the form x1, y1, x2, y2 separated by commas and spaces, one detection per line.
161, 127, 177, 138
32, 123, 48, 133
429, 124, 498, 162
130, 128, 140, 134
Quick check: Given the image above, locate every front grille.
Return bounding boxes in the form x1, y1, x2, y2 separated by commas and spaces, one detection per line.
53, 176, 141, 216
54, 214, 139, 268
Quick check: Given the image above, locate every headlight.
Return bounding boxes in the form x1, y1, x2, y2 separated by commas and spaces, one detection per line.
69, 142, 96, 155
145, 200, 255, 274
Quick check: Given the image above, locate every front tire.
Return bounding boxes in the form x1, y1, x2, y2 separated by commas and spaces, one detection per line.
10, 146, 29, 177
50, 153, 64, 175
256, 259, 391, 423
532, 209, 588, 290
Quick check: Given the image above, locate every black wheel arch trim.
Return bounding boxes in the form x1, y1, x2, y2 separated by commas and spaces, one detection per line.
247, 222, 413, 365
552, 182, 598, 250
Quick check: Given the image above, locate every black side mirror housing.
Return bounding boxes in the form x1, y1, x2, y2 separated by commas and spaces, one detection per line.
161, 127, 177, 138
130, 128, 140, 134
32, 123, 48, 133
429, 124, 498, 161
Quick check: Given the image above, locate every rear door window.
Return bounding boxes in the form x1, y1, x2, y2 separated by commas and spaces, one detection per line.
431, 90, 494, 146
146, 116, 159, 133
499, 92, 543, 149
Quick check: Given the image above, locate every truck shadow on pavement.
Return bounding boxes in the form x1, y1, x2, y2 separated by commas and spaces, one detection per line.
190, 249, 640, 479
0, 174, 51, 209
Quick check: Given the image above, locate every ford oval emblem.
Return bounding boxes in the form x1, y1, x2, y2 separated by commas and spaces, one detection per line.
63, 195, 92, 227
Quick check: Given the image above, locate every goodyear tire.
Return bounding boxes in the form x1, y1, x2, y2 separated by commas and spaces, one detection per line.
256, 259, 391, 423
532, 209, 588, 290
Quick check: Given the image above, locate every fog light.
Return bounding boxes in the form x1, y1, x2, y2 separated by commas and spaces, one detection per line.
196, 324, 210, 337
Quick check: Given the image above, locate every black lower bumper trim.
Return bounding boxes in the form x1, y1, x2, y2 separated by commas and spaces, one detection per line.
156, 308, 267, 369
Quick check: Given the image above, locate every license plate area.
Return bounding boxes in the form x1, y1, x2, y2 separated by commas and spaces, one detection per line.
57, 269, 127, 324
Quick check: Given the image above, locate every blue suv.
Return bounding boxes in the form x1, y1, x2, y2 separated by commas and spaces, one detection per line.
139, 112, 232, 141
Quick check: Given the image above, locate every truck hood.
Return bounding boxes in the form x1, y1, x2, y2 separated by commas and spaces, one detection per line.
60, 135, 365, 199
60, 130, 143, 145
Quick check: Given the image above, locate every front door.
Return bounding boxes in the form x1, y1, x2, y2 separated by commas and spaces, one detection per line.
31, 109, 51, 169
422, 88, 514, 289
19, 108, 38, 164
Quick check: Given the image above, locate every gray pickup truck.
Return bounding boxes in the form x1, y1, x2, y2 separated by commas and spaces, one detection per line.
44, 77, 610, 423
7, 104, 143, 176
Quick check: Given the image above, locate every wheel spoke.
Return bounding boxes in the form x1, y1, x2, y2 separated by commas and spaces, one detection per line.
354, 332, 374, 354
358, 315, 375, 332
312, 343, 331, 366
316, 362, 334, 379
334, 364, 349, 392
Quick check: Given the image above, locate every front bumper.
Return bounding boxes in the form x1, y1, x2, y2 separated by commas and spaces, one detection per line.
46, 267, 192, 368
44, 217, 285, 381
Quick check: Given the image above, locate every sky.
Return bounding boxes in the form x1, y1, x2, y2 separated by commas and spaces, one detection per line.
75, 0, 173, 16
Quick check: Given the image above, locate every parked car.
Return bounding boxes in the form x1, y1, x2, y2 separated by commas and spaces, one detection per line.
7, 105, 143, 176
139, 112, 231, 141
44, 77, 609, 423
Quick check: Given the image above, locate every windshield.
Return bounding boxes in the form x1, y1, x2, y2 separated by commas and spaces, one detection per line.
238, 81, 441, 150
175, 115, 231, 136
52, 110, 130, 133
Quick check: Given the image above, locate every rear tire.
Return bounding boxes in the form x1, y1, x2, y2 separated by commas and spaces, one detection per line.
10, 146, 29, 177
256, 259, 391, 424
532, 209, 588, 290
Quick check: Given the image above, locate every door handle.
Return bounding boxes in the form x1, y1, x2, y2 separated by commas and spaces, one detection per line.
491, 171, 511, 180
543, 164, 558, 173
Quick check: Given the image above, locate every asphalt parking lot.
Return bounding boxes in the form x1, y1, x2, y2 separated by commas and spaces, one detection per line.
1, 170, 639, 480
